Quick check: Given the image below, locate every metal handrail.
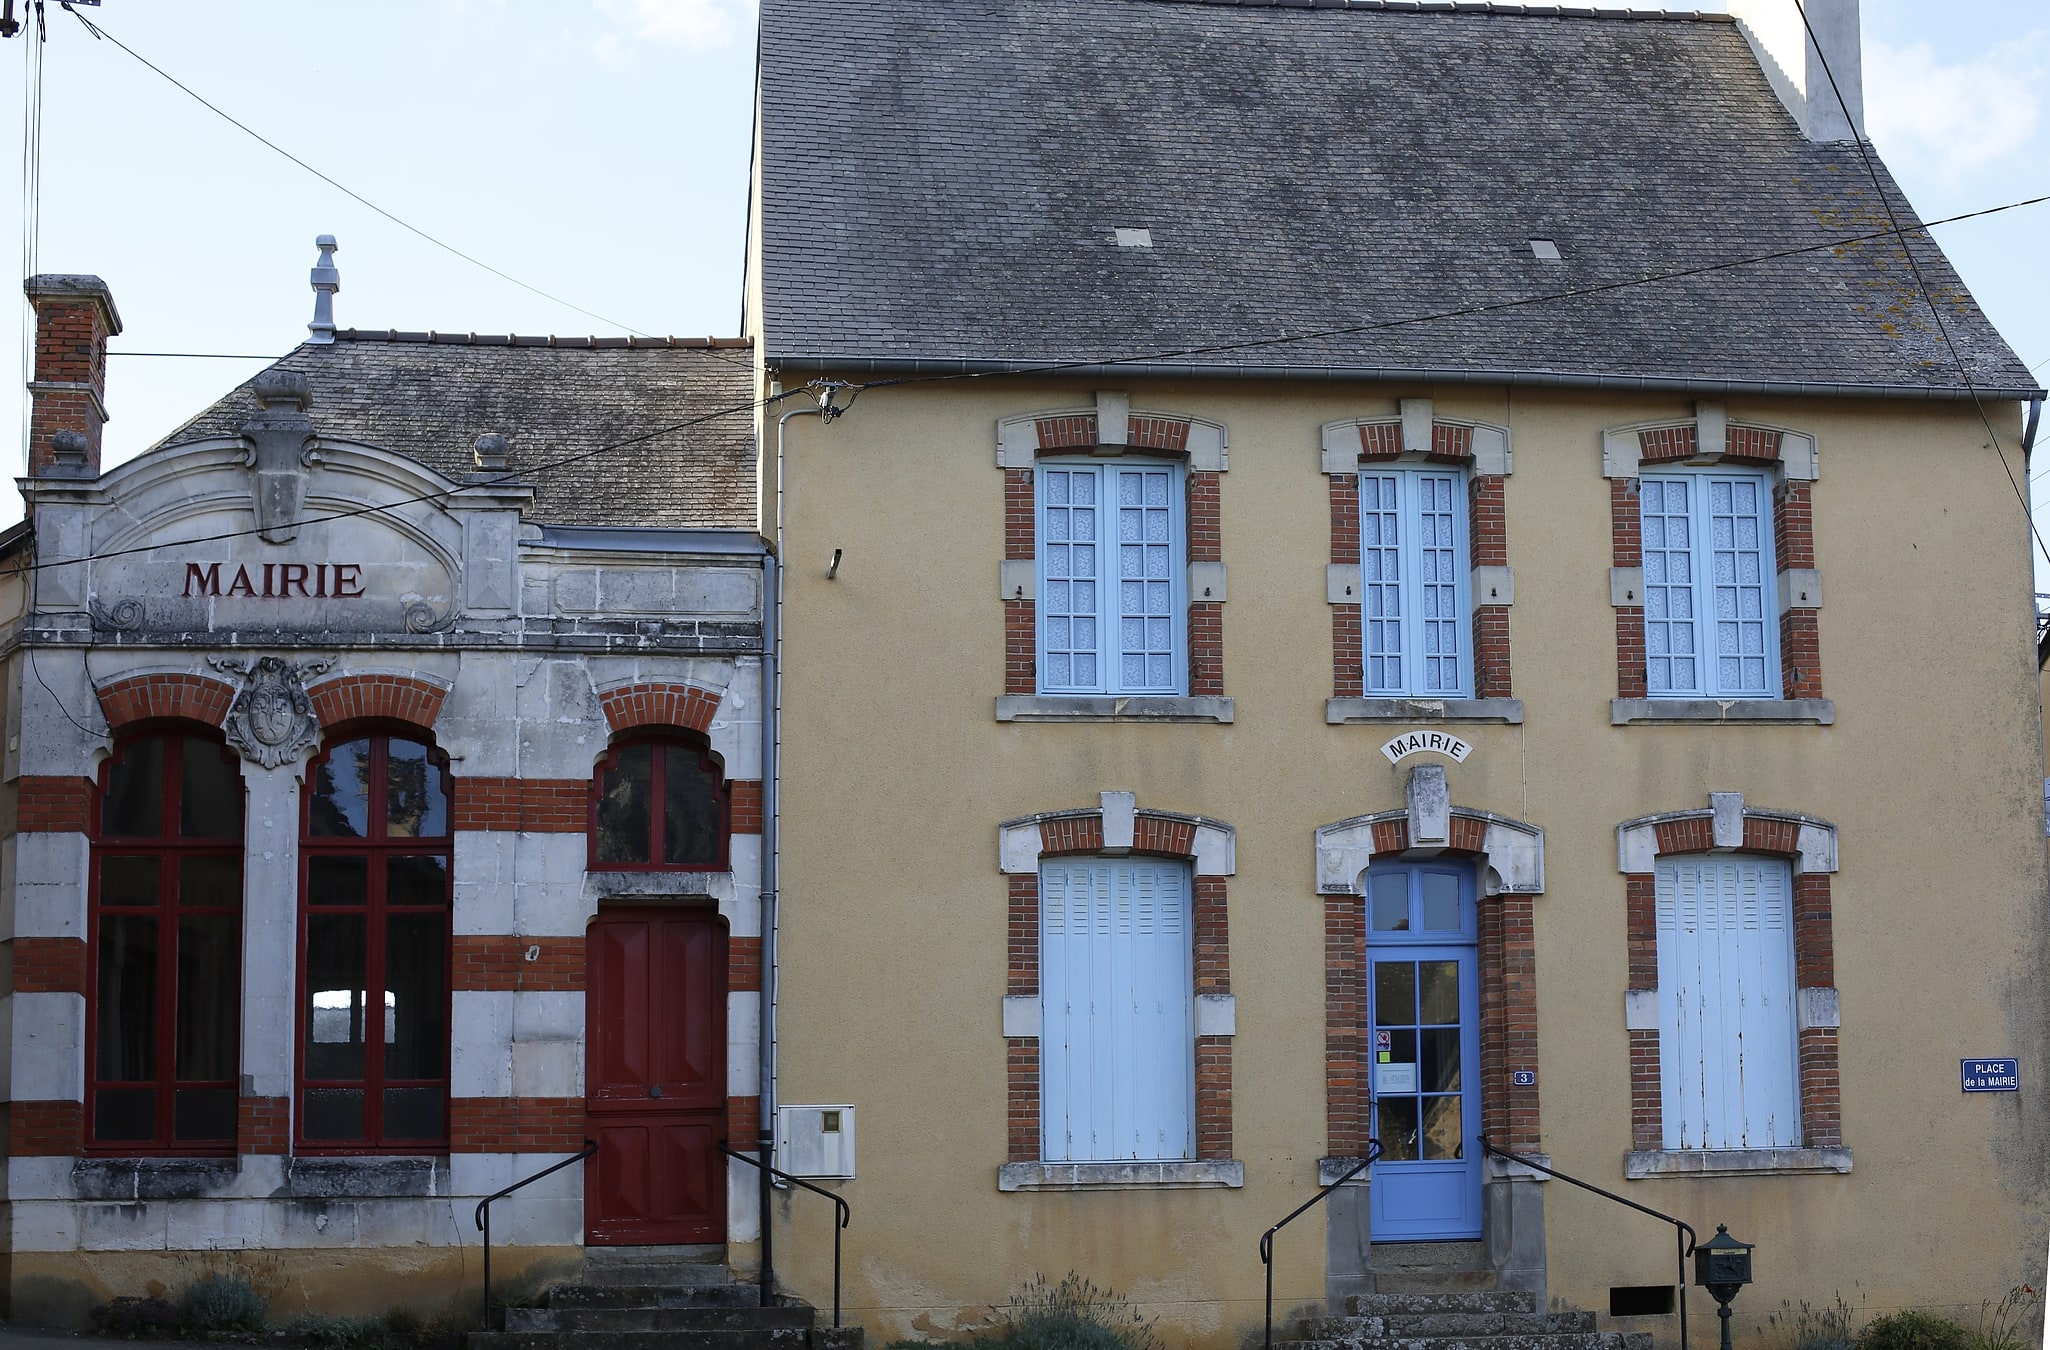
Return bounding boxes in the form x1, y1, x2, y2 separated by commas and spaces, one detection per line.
1259, 1140, 1383, 1350
719, 1140, 851, 1328
473, 1139, 599, 1330
1478, 1136, 1696, 1350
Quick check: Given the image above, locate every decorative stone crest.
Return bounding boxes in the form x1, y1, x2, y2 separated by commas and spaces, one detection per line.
208, 655, 334, 768
241, 369, 320, 544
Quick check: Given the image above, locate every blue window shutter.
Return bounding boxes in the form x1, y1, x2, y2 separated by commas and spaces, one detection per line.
1039, 468, 1102, 692
1038, 461, 1185, 696
1361, 468, 1470, 697
1040, 859, 1193, 1162
1641, 471, 1779, 699
1655, 857, 1799, 1150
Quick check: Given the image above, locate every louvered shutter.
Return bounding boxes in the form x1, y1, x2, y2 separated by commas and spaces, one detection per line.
1655, 857, 1799, 1149
1040, 859, 1194, 1161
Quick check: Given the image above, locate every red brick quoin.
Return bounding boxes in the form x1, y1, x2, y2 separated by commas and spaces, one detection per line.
16, 776, 95, 833
1321, 811, 1541, 1159
1619, 801, 1840, 1152
1003, 804, 1234, 1164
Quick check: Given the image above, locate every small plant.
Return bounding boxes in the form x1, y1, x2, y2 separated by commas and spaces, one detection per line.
913, 1272, 1162, 1350
180, 1269, 270, 1334
1859, 1309, 1969, 1350
1769, 1291, 1862, 1350
280, 1313, 390, 1350
1971, 1285, 2041, 1350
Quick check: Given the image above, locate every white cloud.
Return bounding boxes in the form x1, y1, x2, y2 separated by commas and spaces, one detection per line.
1864, 34, 2044, 182
592, 0, 756, 59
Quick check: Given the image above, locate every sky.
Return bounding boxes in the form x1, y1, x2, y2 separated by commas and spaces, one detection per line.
0, 0, 2045, 564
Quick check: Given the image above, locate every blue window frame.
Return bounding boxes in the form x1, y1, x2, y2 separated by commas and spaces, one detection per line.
1038, 460, 1185, 695
1640, 470, 1779, 699
1360, 468, 1472, 697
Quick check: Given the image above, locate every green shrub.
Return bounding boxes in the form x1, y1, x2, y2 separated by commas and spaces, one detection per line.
1971, 1285, 2041, 1350
1860, 1309, 1969, 1350
887, 1272, 1160, 1350
281, 1313, 390, 1350
1770, 1292, 1861, 1350
180, 1269, 269, 1334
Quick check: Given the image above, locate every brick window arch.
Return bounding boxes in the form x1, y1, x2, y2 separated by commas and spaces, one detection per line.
298, 730, 452, 1151
590, 733, 732, 871
87, 728, 245, 1152
995, 793, 1239, 1188
1615, 794, 1848, 1176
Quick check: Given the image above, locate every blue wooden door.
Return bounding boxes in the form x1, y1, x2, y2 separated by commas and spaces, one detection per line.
1366, 862, 1483, 1241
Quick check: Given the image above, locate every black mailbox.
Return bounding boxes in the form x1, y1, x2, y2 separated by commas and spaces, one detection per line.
1693, 1224, 1754, 1295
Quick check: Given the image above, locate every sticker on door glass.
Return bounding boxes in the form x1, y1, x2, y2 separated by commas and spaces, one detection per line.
1376, 1031, 1392, 1052
1376, 1062, 1418, 1094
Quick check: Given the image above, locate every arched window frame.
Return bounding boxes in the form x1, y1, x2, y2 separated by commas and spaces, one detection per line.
588, 733, 733, 873
296, 728, 453, 1153
86, 726, 245, 1155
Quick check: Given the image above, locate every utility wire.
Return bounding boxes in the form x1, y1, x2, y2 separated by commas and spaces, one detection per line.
60, 4, 652, 338
16, 187, 2050, 574
1788, 0, 2050, 568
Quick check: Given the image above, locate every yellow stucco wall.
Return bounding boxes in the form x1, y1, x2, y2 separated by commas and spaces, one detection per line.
765, 378, 2050, 1348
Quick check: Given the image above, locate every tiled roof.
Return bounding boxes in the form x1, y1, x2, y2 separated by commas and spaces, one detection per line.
156, 334, 759, 530
757, 0, 2042, 399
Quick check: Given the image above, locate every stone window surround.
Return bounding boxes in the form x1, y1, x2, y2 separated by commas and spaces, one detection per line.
1314, 765, 1547, 1167
1616, 792, 1852, 1178
995, 792, 1241, 1190
1604, 405, 1831, 726
1324, 399, 1520, 725
995, 393, 1234, 724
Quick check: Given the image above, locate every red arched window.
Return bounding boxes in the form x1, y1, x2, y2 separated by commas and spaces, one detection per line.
89, 731, 244, 1152
298, 732, 451, 1151
590, 737, 730, 871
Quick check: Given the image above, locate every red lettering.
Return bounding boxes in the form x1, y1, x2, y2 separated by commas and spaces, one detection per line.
279, 563, 310, 597
261, 563, 277, 597
226, 566, 256, 597
333, 564, 364, 598
182, 562, 221, 597
314, 564, 328, 598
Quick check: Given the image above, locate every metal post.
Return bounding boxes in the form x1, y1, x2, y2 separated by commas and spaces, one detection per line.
1677, 1228, 1690, 1350
480, 1207, 492, 1330
1718, 1300, 1734, 1350
759, 1137, 774, 1308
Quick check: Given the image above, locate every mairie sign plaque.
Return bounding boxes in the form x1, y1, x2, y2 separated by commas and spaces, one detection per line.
1380, 731, 1474, 766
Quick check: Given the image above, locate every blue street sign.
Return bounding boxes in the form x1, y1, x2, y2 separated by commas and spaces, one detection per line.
1961, 1059, 2019, 1093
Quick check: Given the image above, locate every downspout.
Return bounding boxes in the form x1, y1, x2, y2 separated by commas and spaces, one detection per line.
761, 389, 822, 1244
2024, 398, 2043, 459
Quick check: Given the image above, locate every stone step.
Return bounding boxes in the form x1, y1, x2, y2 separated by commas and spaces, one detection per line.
577, 1262, 735, 1288
472, 1331, 815, 1350
548, 1284, 779, 1309
1369, 1271, 1503, 1294
506, 1305, 816, 1333
1281, 1333, 1651, 1350
1371, 1241, 1490, 1270
1305, 1313, 1599, 1339
1347, 1290, 1535, 1315
585, 1244, 725, 1265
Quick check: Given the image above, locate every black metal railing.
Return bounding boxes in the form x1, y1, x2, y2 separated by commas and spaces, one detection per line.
1258, 1140, 1383, 1350
719, 1140, 851, 1328
474, 1139, 598, 1330
1478, 1137, 1696, 1350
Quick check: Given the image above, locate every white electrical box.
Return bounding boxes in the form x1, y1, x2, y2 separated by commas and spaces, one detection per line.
775, 1104, 856, 1179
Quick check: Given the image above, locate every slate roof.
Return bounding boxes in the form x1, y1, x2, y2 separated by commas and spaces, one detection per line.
757, 0, 2042, 400
157, 333, 759, 530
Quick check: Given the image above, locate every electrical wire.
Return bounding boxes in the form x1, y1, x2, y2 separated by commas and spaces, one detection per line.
1789, 0, 2050, 568
15, 186, 2050, 575
60, 4, 652, 338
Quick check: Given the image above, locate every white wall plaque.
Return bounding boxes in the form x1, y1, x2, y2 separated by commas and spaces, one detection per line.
1380, 731, 1474, 765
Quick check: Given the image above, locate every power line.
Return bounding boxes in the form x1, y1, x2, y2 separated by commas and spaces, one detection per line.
1788, 0, 2050, 569
61, 5, 652, 339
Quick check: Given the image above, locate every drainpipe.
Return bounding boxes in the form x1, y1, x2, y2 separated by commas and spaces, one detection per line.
2023, 398, 2043, 459
760, 389, 822, 1292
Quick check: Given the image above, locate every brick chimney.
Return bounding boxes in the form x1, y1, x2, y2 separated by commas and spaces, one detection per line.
1728, 0, 1865, 143
24, 273, 122, 480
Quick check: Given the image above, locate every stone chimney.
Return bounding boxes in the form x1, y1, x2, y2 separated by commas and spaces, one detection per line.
24, 273, 122, 480
1728, 0, 1865, 143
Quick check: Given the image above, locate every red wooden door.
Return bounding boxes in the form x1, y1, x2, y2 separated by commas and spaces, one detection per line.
585, 909, 727, 1245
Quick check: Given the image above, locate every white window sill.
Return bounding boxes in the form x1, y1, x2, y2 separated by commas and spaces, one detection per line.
998, 1160, 1243, 1191
1624, 1147, 1851, 1179
1610, 698, 1834, 726
996, 695, 1234, 723
1327, 697, 1523, 725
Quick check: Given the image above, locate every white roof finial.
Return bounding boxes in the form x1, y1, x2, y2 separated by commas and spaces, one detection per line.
308, 234, 340, 344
